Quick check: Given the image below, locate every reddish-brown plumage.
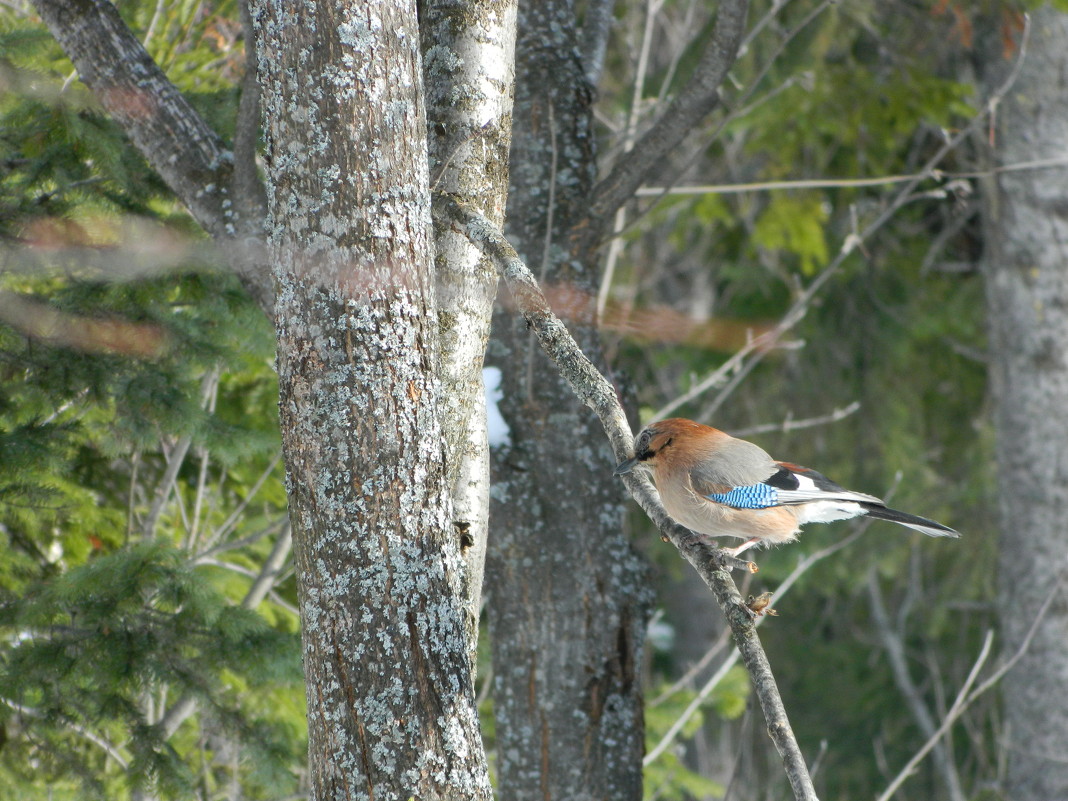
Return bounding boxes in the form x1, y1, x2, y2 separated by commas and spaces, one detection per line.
619, 418, 802, 555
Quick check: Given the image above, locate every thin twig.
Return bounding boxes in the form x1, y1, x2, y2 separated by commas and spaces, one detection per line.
596, 0, 661, 319
731, 402, 861, 437
196, 516, 288, 561
142, 435, 192, 539
647, 24, 1031, 422
438, 194, 818, 801
634, 157, 1068, 197
241, 522, 293, 610
580, 0, 750, 253
875, 571, 1060, 801
205, 450, 284, 547
649, 626, 731, 706
621, 0, 833, 235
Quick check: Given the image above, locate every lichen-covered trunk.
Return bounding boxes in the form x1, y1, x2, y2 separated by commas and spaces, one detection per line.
981, 9, 1068, 801
253, 1, 491, 798
485, 3, 652, 800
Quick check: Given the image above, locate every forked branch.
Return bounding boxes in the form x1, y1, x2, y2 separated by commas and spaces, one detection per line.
576, 0, 750, 254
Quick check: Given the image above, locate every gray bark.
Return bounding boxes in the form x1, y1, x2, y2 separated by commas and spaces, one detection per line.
422, 0, 518, 662
254, 1, 490, 798
485, 5, 652, 799
980, 8, 1068, 801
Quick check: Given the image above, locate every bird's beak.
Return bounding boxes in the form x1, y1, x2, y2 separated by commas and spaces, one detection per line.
614, 456, 639, 476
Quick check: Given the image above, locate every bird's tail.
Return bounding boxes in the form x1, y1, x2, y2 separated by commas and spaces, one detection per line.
860, 504, 960, 538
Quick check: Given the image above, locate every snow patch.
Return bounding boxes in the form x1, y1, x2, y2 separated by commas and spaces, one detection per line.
482, 366, 510, 447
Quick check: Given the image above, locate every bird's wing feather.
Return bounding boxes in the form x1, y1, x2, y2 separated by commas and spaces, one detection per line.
693, 460, 882, 510
688, 436, 779, 493
764, 462, 883, 505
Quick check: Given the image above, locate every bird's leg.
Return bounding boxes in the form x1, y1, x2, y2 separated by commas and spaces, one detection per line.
692, 532, 759, 572
722, 537, 762, 557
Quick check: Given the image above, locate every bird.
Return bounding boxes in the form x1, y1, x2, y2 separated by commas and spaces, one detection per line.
614, 417, 959, 557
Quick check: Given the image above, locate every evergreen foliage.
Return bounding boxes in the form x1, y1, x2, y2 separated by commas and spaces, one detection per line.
1, 3, 302, 798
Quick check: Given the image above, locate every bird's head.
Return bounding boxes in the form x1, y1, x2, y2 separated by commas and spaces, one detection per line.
614, 418, 705, 475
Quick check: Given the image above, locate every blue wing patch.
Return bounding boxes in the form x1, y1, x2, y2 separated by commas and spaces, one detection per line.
706, 483, 780, 509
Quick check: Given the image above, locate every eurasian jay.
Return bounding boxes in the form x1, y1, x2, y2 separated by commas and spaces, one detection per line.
614, 418, 959, 557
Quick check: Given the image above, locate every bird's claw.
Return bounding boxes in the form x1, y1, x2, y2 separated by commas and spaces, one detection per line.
745, 592, 778, 617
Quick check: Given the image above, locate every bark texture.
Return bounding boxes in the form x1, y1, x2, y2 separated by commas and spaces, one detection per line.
981, 8, 1068, 801
254, 1, 490, 798
422, 0, 518, 659
485, 3, 652, 799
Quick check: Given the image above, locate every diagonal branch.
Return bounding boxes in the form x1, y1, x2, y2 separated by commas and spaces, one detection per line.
30, 0, 273, 313
32, 0, 238, 237
437, 192, 818, 801
234, 0, 269, 233
577, 0, 749, 253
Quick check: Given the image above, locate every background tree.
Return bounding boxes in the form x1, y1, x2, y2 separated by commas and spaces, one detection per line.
980, 6, 1068, 801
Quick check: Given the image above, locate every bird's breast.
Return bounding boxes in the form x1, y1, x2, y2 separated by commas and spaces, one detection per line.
655, 474, 800, 544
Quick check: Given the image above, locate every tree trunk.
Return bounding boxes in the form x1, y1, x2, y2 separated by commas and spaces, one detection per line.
422, 0, 518, 662
254, 1, 491, 798
981, 8, 1068, 801
486, 3, 652, 799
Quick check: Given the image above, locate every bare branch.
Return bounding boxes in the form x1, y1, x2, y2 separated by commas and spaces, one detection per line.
438, 193, 818, 801
579, 0, 750, 249
241, 522, 293, 610
643, 33, 1031, 424
868, 571, 966, 801
731, 401, 861, 437
876, 571, 1062, 801
31, 0, 235, 237
579, 0, 616, 87
30, 0, 273, 313
141, 435, 193, 540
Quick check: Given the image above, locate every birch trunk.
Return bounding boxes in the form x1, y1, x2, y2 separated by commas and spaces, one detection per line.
423, 0, 518, 661
254, 1, 491, 798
